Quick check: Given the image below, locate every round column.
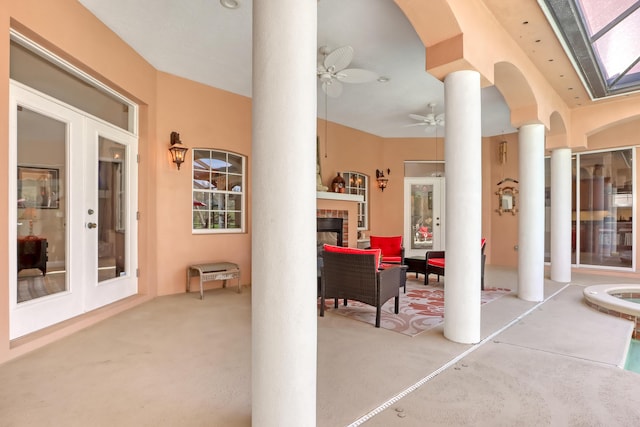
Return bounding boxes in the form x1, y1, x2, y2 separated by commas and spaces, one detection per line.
550, 148, 572, 283
252, 2, 317, 425
518, 124, 545, 301
443, 70, 482, 344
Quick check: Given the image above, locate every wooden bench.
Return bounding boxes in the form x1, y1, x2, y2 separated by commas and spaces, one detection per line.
186, 262, 241, 299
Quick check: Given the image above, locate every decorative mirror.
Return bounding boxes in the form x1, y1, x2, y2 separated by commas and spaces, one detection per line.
495, 186, 518, 215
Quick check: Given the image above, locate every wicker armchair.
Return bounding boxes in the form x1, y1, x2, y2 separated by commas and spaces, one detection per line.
319, 249, 402, 327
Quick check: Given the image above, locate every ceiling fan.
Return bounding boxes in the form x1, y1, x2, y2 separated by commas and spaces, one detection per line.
408, 102, 445, 129
317, 45, 377, 97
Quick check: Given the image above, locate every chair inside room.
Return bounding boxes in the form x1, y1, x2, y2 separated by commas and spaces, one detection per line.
320, 244, 402, 327
368, 235, 405, 265
317, 217, 344, 296
425, 238, 487, 289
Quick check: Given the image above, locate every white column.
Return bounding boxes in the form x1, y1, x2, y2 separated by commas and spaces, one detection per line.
252, 2, 317, 426
518, 124, 546, 301
550, 148, 572, 283
443, 70, 482, 344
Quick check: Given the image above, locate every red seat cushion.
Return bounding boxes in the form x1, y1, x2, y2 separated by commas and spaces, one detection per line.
369, 235, 403, 258
323, 244, 382, 267
382, 256, 402, 263
427, 258, 445, 268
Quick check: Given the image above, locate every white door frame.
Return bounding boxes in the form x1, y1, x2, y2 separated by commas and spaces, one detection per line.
9, 82, 138, 338
404, 177, 446, 258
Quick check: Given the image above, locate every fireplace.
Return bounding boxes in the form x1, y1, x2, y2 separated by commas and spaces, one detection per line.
317, 217, 344, 249
316, 209, 348, 246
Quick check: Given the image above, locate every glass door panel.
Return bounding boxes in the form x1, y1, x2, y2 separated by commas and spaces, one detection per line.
16, 107, 67, 302
97, 137, 127, 282
404, 177, 445, 257
410, 183, 435, 251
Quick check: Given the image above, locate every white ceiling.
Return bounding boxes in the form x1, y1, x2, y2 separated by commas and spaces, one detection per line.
78, 0, 517, 138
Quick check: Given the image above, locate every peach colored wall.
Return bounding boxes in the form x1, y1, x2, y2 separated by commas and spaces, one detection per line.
156, 72, 252, 295
487, 134, 520, 267
1, 0, 159, 363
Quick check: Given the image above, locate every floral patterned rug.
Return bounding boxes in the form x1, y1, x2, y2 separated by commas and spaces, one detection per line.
321, 278, 511, 337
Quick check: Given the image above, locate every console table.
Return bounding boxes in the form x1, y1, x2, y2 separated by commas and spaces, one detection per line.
17, 236, 48, 276
186, 262, 241, 299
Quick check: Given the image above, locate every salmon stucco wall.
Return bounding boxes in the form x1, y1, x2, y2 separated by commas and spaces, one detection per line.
156, 72, 252, 296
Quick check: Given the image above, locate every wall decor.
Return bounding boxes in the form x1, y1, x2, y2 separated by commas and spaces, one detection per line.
495, 186, 518, 215
18, 166, 59, 209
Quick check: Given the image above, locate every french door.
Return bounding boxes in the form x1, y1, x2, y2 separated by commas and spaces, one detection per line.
404, 177, 445, 258
9, 83, 138, 339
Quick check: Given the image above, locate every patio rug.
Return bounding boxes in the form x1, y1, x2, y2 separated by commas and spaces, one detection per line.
320, 278, 511, 337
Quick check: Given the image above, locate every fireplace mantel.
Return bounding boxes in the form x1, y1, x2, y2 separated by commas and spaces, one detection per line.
316, 191, 364, 202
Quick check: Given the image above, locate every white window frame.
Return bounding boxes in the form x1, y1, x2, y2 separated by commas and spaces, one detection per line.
341, 171, 368, 230
192, 149, 246, 234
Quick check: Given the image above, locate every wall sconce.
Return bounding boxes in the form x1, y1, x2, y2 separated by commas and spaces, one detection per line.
376, 168, 390, 191
169, 131, 189, 170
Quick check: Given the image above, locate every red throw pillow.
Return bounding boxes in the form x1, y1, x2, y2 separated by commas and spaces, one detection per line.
323, 244, 382, 267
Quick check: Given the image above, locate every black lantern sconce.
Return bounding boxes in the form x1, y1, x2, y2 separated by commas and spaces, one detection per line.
376, 168, 390, 191
169, 131, 189, 170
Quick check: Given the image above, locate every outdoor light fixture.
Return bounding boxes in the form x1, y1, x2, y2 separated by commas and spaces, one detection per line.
169, 131, 189, 170
376, 168, 390, 191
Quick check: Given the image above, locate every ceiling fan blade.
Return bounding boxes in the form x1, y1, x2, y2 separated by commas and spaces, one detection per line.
404, 122, 428, 127
336, 68, 377, 84
409, 113, 430, 122
323, 80, 343, 97
324, 45, 353, 72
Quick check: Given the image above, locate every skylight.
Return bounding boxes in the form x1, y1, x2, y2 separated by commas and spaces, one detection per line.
540, 0, 640, 98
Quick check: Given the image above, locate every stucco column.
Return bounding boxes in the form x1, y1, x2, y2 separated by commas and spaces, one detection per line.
518, 124, 545, 301
550, 148, 572, 283
252, 2, 317, 426
443, 70, 482, 344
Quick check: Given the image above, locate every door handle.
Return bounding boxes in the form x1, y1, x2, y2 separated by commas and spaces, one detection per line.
87, 222, 97, 229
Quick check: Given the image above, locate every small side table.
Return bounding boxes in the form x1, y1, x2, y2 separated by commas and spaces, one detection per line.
404, 256, 427, 286
187, 262, 241, 299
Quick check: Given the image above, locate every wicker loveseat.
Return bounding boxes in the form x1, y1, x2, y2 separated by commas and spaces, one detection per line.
319, 245, 402, 327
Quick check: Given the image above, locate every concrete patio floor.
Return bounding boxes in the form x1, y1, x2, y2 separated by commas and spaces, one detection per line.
1, 266, 639, 426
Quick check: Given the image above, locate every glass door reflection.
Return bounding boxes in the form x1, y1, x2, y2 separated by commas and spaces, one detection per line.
16, 106, 67, 303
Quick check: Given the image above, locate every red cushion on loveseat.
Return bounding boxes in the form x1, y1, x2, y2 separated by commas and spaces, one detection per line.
323, 244, 382, 267
427, 258, 445, 268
